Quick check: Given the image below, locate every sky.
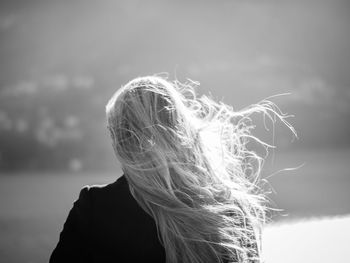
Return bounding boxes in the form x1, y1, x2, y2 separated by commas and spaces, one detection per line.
0, 0, 349, 169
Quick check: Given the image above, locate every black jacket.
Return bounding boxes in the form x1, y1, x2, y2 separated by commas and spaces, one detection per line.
50, 175, 166, 263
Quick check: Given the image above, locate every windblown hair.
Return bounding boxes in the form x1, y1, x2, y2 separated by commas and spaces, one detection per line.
106, 76, 295, 263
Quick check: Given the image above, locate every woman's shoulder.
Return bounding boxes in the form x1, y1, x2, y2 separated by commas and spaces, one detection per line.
76, 174, 159, 240
77, 175, 129, 206
81, 174, 127, 192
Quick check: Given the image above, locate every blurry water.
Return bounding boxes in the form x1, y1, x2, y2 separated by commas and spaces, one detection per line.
0, 172, 119, 263
263, 215, 350, 263
0, 149, 349, 262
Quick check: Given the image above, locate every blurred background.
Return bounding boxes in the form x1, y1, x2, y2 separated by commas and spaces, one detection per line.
0, 0, 349, 262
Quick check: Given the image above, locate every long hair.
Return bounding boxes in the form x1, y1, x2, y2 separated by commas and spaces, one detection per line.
106, 76, 295, 263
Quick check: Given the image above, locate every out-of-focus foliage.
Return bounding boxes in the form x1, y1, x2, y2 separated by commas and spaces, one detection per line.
1, 0, 350, 171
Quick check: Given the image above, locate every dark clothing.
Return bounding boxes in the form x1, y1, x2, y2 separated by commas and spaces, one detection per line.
50, 175, 166, 263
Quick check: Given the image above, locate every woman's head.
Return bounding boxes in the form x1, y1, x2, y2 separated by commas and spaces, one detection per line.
106, 77, 197, 192
106, 76, 191, 164
106, 75, 295, 263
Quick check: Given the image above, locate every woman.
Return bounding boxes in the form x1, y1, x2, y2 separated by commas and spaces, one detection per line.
50, 75, 295, 263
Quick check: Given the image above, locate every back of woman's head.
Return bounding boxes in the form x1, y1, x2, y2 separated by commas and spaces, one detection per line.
106, 76, 295, 263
